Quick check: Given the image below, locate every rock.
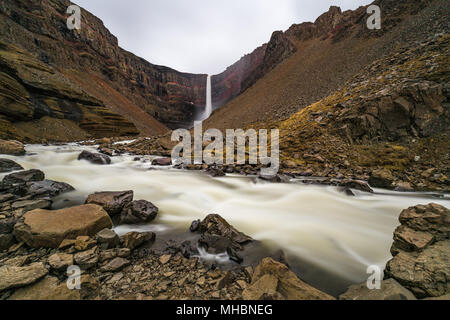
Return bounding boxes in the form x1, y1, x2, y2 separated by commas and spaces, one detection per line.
25, 180, 75, 197
58, 239, 76, 250
74, 247, 98, 270
0, 233, 15, 251
391, 225, 434, 255
159, 254, 171, 265
339, 279, 417, 300
0, 262, 48, 292
121, 231, 155, 250
369, 169, 394, 189
99, 257, 130, 272
0, 158, 23, 173
119, 200, 159, 224
78, 151, 111, 165
227, 247, 244, 264
74, 236, 97, 251
385, 240, 450, 299
96, 228, 120, 249
246, 258, 335, 300
2, 169, 45, 185
48, 253, 74, 271
0, 140, 25, 156
196, 214, 253, 253
11, 199, 52, 212
242, 274, 280, 300
85, 190, 133, 216
151, 157, 172, 166
14, 204, 112, 248
3, 255, 29, 267
341, 180, 373, 193
0, 217, 17, 234
99, 248, 130, 263
8, 276, 80, 300
190, 219, 201, 232
394, 182, 414, 192
0, 193, 14, 203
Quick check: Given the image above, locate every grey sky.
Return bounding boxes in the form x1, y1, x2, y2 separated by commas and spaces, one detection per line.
74, 0, 372, 75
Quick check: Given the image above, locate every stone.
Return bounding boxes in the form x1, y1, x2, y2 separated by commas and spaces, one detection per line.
119, 200, 159, 224
339, 279, 417, 300
74, 236, 97, 251
0, 233, 15, 251
48, 253, 74, 271
99, 248, 130, 263
74, 247, 98, 270
190, 219, 201, 232
11, 199, 52, 212
2, 169, 45, 185
0, 262, 48, 292
151, 157, 172, 166
85, 190, 133, 216
78, 150, 111, 165
159, 254, 171, 265
0, 158, 23, 173
369, 169, 394, 189
243, 274, 279, 300
100, 257, 130, 272
0, 217, 17, 234
0, 193, 14, 203
391, 225, 434, 255
3, 255, 29, 267
58, 239, 76, 250
385, 240, 450, 298
121, 231, 155, 250
196, 214, 253, 253
8, 276, 80, 300
14, 204, 112, 248
248, 258, 335, 300
0, 140, 25, 156
96, 228, 120, 249
25, 180, 75, 197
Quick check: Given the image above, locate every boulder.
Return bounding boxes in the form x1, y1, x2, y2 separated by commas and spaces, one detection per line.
0, 233, 15, 251
85, 190, 133, 216
96, 228, 120, 249
48, 253, 74, 271
369, 169, 394, 189
11, 199, 52, 212
121, 231, 155, 250
195, 214, 253, 254
74, 236, 97, 251
119, 200, 159, 224
25, 180, 75, 197
339, 279, 417, 300
151, 157, 172, 166
14, 204, 112, 248
243, 258, 335, 300
0, 262, 48, 292
8, 276, 80, 300
74, 247, 99, 270
2, 169, 45, 185
0, 139, 25, 156
384, 203, 450, 298
0, 158, 23, 173
78, 150, 111, 165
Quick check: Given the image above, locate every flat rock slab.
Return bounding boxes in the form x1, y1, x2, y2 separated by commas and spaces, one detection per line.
339, 278, 417, 300
14, 204, 112, 248
8, 276, 80, 300
0, 262, 48, 291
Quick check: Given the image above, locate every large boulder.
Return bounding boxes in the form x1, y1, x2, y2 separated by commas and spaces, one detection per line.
0, 262, 48, 292
2, 169, 45, 185
0, 158, 23, 173
384, 203, 450, 298
78, 151, 111, 165
119, 200, 159, 224
85, 191, 133, 216
25, 180, 75, 198
194, 214, 253, 254
13, 204, 112, 248
243, 258, 334, 300
8, 276, 80, 300
0, 140, 25, 156
339, 279, 417, 300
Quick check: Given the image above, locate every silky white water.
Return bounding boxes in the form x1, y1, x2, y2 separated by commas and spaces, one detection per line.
200, 75, 212, 121
2, 144, 448, 290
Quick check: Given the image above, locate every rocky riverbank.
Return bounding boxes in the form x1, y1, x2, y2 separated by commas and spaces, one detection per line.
0, 140, 448, 300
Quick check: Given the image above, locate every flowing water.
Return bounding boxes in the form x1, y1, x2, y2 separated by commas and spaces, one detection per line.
200, 75, 212, 121
1, 144, 448, 295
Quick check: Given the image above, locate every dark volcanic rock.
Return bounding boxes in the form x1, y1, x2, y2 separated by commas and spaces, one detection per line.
78, 151, 111, 165
2, 169, 45, 185
85, 191, 133, 216
119, 200, 159, 225
0, 158, 23, 173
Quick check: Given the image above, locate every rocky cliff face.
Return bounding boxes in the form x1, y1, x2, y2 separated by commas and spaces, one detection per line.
0, 0, 207, 141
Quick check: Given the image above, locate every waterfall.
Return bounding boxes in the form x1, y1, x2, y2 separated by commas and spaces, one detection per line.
202, 75, 212, 121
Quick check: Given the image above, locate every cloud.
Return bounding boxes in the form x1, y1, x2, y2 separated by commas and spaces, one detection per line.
73, 0, 372, 75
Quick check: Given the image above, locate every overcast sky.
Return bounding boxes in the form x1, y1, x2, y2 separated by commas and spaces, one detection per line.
74, 0, 372, 75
